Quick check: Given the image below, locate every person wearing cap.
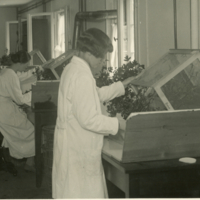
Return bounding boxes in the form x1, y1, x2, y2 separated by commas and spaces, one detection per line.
0, 50, 36, 172
52, 28, 140, 198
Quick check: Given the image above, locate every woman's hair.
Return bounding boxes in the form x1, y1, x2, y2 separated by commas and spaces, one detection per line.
77, 28, 113, 58
0, 50, 31, 66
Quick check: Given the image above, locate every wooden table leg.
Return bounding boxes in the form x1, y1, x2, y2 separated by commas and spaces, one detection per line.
35, 113, 43, 188
129, 175, 140, 197
124, 174, 130, 198
103, 158, 140, 198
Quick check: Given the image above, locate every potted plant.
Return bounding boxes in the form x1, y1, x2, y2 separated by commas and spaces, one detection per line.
95, 56, 166, 120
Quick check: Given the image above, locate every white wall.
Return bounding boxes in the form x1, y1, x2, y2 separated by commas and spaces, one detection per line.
177, 0, 190, 49
137, 0, 174, 67
0, 7, 17, 56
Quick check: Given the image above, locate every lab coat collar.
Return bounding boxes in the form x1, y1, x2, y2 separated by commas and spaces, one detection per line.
71, 56, 93, 77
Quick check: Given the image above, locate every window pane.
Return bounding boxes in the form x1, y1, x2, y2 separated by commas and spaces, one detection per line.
55, 11, 65, 58
31, 15, 52, 62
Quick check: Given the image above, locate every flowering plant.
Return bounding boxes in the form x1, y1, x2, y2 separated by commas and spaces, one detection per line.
34, 57, 72, 80
95, 56, 166, 120
33, 67, 57, 80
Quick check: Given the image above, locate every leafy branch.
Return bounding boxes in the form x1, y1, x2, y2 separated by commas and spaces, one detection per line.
95, 56, 166, 119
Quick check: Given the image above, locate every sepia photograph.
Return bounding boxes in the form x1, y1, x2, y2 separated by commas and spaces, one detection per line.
0, 0, 200, 199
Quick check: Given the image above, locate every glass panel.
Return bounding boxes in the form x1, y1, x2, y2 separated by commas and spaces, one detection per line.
54, 61, 69, 78
32, 53, 44, 66
161, 58, 200, 109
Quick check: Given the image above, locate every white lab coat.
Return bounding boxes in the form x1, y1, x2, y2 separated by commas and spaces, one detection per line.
0, 68, 35, 159
17, 68, 37, 95
52, 56, 125, 199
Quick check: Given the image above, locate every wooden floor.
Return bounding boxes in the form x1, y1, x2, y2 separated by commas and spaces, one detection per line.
0, 165, 51, 199
0, 160, 200, 199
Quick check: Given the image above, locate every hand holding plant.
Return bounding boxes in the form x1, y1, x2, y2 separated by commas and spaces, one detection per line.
95, 56, 166, 120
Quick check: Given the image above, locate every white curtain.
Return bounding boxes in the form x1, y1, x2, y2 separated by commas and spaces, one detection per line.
110, 23, 118, 68
55, 14, 65, 57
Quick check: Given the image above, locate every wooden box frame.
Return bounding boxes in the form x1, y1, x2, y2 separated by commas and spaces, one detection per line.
131, 49, 200, 110
42, 49, 76, 79
103, 109, 200, 163
29, 49, 47, 64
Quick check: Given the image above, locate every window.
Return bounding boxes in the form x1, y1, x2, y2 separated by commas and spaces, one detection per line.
106, 0, 135, 68
124, 0, 135, 60
27, 12, 54, 64
54, 10, 65, 58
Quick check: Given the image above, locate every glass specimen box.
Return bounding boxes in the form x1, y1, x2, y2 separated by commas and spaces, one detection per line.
131, 49, 200, 110
102, 49, 200, 163
42, 49, 76, 80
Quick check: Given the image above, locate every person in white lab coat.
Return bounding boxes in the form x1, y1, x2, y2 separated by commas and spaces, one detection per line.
0, 51, 36, 171
52, 28, 140, 198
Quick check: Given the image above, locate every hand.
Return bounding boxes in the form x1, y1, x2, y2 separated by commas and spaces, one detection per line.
24, 66, 36, 72
19, 104, 31, 112
29, 74, 37, 83
19, 103, 30, 108
122, 70, 145, 89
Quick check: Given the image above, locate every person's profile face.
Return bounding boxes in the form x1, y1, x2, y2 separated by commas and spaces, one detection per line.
89, 53, 107, 68
88, 53, 107, 76
18, 61, 30, 72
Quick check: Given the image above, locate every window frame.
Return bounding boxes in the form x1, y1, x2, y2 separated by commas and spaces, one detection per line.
27, 12, 55, 63
106, 0, 137, 68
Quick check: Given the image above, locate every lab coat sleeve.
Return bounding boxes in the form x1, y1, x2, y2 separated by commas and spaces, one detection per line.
7, 72, 32, 106
17, 70, 33, 81
96, 81, 125, 102
72, 74, 119, 136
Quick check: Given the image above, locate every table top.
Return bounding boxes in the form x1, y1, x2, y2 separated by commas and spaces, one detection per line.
102, 153, 200, 174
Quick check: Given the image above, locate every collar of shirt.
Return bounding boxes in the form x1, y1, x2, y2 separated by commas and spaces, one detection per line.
71, 56, 93, 78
